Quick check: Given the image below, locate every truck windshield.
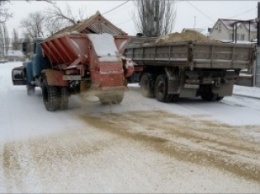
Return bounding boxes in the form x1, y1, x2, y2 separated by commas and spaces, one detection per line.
87, 33, 120, 62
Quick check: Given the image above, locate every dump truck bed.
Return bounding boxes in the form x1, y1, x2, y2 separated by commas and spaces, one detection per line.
125, 41, 255, 70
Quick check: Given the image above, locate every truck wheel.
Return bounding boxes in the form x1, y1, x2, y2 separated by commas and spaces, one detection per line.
154, 74, 171, 102
42, 80, 60, 111
59, 87, 69, 110
140, 73, 154, 98
26, 84, 35, 96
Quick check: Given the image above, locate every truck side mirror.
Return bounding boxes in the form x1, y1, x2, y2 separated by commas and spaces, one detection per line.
22, 42, 27, 53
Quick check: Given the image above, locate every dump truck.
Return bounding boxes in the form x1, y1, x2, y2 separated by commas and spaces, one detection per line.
11, 12, 134, 111
12, 33, 134, 111
125, 37, 255, 102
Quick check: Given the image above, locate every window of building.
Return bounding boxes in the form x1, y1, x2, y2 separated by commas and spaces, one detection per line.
215, 23, 222, 33
218, 23, 222, 33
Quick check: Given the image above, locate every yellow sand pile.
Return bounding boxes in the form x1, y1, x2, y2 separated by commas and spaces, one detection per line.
156, 30, 219, 44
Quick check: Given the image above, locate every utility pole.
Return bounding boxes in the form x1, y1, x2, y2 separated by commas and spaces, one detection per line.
255, 2, 260, 87
193, 16, 197, 29
258, 2, 260, 46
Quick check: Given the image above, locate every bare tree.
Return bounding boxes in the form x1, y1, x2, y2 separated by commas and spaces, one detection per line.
46, 4, 86, 25
0, 0, 12, 23
0, 0, 53, 23
0, 24, 4, 58
3, 23, 9, 54
20, 12, 45, 38
46, 4, 78, 25
44, 17, 67, 36
20, 3, 87, 38
12, 28, 20, 50
0, 22, 10, 57
134, 0, 176, 37
44, 4, 87, 35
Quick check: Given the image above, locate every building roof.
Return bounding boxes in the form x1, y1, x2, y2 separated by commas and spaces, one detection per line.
218, 18, 257, 32
46, 11, 127, 41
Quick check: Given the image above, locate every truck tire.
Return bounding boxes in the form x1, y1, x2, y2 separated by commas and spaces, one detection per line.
154, 74, 172, 102
59, 87, 69, 110
140, 73, 154, 98
42, 80, 60, 111
26, 84, 35, 96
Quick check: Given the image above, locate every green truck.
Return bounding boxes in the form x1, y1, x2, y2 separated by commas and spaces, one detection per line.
125, 40, 255, 102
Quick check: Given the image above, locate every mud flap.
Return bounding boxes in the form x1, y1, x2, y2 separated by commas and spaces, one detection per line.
213, 80, 235, 97
42, 69, 68, 87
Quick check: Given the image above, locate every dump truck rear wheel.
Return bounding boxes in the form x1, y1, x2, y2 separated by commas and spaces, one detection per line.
59, 87, 69, 110
140, 73, 154, 98
154, 74, 171, 102
42, 80, 60, 111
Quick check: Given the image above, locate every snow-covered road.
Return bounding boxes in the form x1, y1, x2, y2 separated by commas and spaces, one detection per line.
1, 62, 260, 193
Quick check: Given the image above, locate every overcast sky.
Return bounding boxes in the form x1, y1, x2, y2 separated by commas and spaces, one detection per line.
6, 0, 258, 37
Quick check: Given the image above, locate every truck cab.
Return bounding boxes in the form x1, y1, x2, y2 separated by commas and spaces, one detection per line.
12, 38, 51, 95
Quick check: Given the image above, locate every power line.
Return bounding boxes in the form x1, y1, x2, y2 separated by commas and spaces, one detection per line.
102, 0, 129, 15
116, 18, 133, 26
230, 7, 257, 19
185, 1, 215, 23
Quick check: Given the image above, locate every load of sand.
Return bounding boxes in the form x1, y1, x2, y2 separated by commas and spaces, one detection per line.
156, 30, 219, 44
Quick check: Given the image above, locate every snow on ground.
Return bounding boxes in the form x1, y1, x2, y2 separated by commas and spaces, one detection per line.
1, 62, 260, 193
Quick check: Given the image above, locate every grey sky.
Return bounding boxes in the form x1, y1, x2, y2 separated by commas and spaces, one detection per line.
6, 1, 258, 37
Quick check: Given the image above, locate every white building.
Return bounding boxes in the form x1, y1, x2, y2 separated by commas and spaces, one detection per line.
209, 18, 257, 43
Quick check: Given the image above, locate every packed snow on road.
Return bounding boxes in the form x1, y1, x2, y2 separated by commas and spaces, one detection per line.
1, 62, 260, 193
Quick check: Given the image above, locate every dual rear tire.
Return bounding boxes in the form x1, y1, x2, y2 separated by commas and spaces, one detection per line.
41, 80, 69, 111
140, 73, 179, 103
140, 73, 154, 98
154, 74, 178, 102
